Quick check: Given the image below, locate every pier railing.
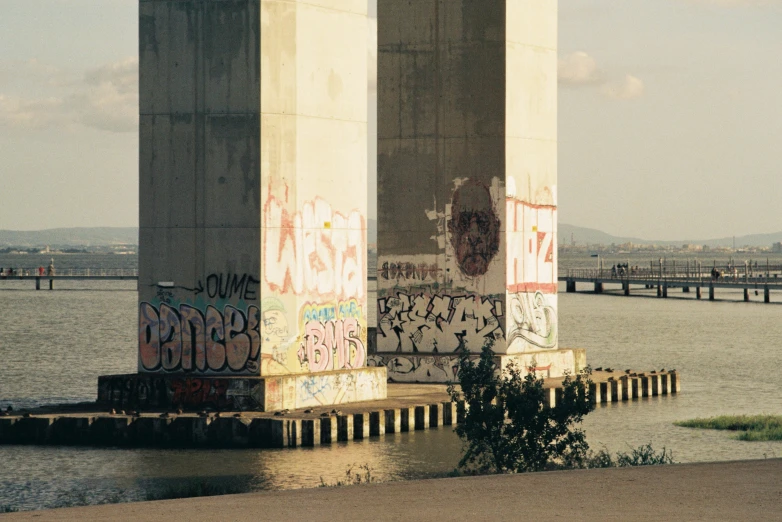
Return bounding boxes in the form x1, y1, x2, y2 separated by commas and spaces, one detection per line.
563, 262, 782, 283
0, 268, 138, 278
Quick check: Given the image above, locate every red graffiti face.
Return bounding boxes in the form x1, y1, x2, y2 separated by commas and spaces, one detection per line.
448, 182, 500, 277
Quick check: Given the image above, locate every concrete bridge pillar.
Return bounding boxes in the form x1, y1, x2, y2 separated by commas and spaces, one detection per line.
124, 0, 386, 411
374, 1, 577, 382
623, 282, 630, 296
744, 288, 750, 302
765, 285, 770, 303
709, 285, 715, 301
696, 287, 702, 300
657, 284, 662, 297
566, 280, 576, 293
663, 286, 668, 298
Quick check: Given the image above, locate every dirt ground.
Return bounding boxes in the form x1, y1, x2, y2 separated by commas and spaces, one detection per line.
3, 458, 781, 521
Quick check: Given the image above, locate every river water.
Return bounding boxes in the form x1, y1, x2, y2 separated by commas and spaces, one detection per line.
1, 252, 782, 510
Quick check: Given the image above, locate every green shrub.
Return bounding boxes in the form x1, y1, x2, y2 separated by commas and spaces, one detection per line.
615, 443, 674, 466
447, 343, 593, 474
0, 504, 19, 513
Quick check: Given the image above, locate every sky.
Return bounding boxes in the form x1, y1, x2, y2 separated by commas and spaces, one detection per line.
0, 0, 780, 241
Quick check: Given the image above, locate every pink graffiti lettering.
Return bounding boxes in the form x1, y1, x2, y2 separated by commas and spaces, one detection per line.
297, 318, 366, 372
506, 199, 556, 294
263, 190, 365, 300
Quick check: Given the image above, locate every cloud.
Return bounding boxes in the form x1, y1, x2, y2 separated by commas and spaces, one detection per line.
558, 52, 602, 85
600, 74, 646, 100
558, 51, 645, 101
0, 56, 138, 133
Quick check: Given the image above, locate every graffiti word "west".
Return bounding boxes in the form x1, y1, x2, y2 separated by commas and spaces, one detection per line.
506, 199, 556, 294
205, 273, 259, 301
264, 194, 365, 300
297, 318, 366, 372
139, 303, 260, 374
377, 292, 504, 353
379, 261, 440, 281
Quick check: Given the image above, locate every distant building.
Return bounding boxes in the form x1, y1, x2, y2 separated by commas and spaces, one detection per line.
772, 242, 782, 253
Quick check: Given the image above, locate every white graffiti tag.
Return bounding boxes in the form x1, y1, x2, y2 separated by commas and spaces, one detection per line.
377, 292, 504, 353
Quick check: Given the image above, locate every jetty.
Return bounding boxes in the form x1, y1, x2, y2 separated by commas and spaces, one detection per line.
561, 261, 782, 302
0, 269, 138, 290
0, 371, 680, 449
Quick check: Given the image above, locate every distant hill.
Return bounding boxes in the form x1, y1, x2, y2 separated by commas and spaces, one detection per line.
0, 228, 138, 248
559, 223, 782, 248
2, 223, 778, 249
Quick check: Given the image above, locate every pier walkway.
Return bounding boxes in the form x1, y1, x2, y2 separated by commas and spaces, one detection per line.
0, 269, 138, 290
561, 263, 782, 302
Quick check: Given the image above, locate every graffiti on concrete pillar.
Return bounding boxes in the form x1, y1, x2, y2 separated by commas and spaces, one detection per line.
448, 181, 501, 277
296, 300, 366, 372
263, 188, 366, 300
379, 261, 441, 281
377, 292, 504, 353
139, 302, 261, 374
506, 198, 556, 294
368, 354, 460, 382
507, 291, 557, 352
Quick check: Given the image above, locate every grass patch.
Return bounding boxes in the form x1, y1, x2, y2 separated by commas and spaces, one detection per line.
319, 464, 376, 487
576, 443, 674, 469
675, 415, 782, 441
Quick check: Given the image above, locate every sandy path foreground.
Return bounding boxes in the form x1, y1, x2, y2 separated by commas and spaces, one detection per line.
3, 459, 781, 521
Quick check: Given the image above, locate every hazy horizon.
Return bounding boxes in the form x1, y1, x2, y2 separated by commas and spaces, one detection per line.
3, 222, 782, 247
1, 0, 780, 240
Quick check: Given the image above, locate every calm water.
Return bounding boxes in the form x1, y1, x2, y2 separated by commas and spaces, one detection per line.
1, 253, 782, 510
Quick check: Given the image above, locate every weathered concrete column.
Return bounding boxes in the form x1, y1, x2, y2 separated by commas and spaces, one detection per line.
709, 284, 715, 301
696, 286, 702, 299
744, 288, 750, 302
374, 1, 582, 382
594, 282, 603, 294
623, 282, 630, 296
107, 0, 386, 412
764, 285, 770, 303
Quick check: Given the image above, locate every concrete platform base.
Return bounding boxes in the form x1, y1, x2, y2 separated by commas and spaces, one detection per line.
368, 348, 587, 383
97, 367, 388, 412
1, 372, 679, 449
